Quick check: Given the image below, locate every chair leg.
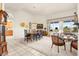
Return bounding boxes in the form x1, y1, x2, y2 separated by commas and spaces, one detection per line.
27, 38, 29, 42
31, 38, 32, 42
24, 37, 26, 41
70, 45, 72, 52
64, 44, 66, 50
51, 43, 53, 48
70, 42, 72, 52
58, 46, 59, 53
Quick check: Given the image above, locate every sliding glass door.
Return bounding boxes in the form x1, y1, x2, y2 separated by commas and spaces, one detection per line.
63, 20, 78, 33
48, 20, 78, 35
50, 21, 60, 33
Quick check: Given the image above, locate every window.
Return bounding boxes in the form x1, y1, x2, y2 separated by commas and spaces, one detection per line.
63, 20, 78, 33
49, 21, 60, 32
49, 19, 78, 34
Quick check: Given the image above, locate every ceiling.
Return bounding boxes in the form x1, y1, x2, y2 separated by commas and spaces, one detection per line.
5, 3, 77, 16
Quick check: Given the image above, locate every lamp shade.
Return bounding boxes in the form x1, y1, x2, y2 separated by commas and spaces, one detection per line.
20, 22, 28, 29
20, 22, 26, 27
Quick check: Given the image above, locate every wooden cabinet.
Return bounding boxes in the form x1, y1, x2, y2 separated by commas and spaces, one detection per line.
0, 46, 3, 56
0, 10, 8, 56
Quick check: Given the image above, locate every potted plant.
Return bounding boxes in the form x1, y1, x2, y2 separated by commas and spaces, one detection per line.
63, 26, 70, 33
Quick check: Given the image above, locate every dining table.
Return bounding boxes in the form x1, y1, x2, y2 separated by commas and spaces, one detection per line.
59, 34, 78, 42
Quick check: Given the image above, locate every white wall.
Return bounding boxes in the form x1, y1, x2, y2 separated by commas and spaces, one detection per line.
13, 12, 33, 39
6, 10, 33, 39
47, 9, 77, 20
30, 15, 48, 28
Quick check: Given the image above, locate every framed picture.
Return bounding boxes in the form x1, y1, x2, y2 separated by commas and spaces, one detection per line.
37, 24, 43, 29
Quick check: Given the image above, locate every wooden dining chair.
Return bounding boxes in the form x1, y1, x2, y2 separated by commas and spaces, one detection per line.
51, 35, 66, 53
70, 40, 78, 52
25, 33, 32, 42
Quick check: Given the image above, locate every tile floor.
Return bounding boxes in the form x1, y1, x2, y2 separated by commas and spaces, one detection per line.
5, 37, 44, 56
4, 36, 78, 56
